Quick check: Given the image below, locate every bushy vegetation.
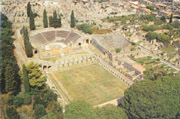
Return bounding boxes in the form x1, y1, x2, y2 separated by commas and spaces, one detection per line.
64, 101, 128, 119
77, 23, 93, 34
116, 48, 121, 53
142, 25, 158, 31
157, 33, 171, 43
146, 5, 154, 11
146, 32, 158, 40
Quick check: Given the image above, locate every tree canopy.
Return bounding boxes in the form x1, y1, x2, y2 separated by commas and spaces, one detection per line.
25, 62, 45, 88
120, 77, 180, 119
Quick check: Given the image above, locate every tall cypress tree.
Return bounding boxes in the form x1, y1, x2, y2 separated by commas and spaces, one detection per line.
57, 17, 62, 27
70, 10, 75, 28
4, 64, 17, 93
53, 10, 58, 28
29, 11, 36, 30
27, 2, 31, 17
49, 16, 53, 27
43, 9, 48, 28
22, 64, 30, 92
169, 14, 173, 24
23, 27, 33, 57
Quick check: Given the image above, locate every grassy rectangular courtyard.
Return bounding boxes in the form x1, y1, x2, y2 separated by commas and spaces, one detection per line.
52, 64, 128, 105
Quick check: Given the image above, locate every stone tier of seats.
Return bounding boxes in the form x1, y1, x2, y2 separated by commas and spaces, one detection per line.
42, 31, 55, 41
56, 31, 70, 38
30, 34, 47, 45
65, 32, 81, 44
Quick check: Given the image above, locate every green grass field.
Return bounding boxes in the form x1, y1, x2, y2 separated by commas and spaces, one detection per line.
53, 64, 128, 105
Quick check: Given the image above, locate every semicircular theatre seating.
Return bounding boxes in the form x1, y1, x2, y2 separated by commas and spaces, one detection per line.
30, 30, 82, 46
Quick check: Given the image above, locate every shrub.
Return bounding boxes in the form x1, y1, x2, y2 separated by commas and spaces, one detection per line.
24, 94, 31, 105
142, 25, 158, 31
171, 21, 180, 28
163, 24, 174, 30
157, 33, 171, 43
146, 5, 154, 11
42, 89, 57, 107
77, 23, 93, 34
116, 48, 121, 53
146, 32, 158, 40
34, 104, 47, 119
6, 106, 20, 119
8, 96, 14, 105
13, 96, 24, 107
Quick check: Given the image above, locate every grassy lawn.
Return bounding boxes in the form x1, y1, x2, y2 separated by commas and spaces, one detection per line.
53, 64, 128, 105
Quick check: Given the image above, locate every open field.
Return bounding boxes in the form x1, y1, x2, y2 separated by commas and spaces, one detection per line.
51, 64, 128, 105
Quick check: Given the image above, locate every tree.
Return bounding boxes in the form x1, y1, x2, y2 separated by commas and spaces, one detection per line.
25, 62, 45, 88
29, 11, 36, 30
120, 78, 180, 119
22, 64, 30, 92
95, 105, 128, 119
4, 64, 17, 93
70, 10, 76, 28
23, 27, 33, 57
64, 100, 96, 119
6, 106, 20, 119
27, 2, 31, 17
34, 104, 47, 119
53, 10, 58, 28
0, 13, 20, 94
57, 17, 62, 28
49, 16, 53, 27
42, 89, 57, 107
169, 14, 173, 24
43, 9, 48, 28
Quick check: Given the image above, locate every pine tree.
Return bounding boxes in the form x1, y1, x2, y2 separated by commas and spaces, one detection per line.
169, 14, 173, 24
70, 10, 75, 28
29, 11, 36, 30
22, 64, 30, 92
27, 2, 31, 17
43, 9, 48, 28
23, 27, 33, 57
